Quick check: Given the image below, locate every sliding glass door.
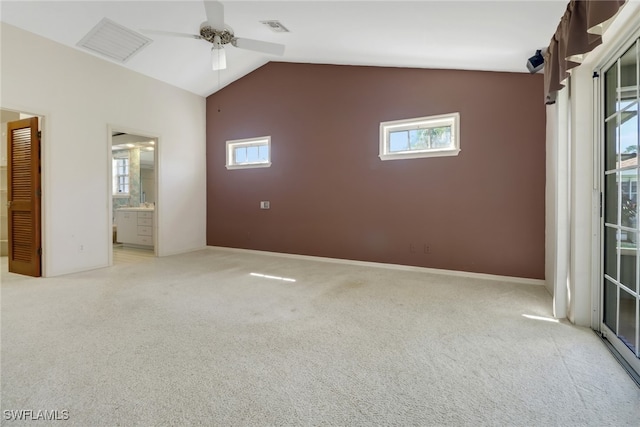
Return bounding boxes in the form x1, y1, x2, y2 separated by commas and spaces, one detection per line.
602, 38, 640, 375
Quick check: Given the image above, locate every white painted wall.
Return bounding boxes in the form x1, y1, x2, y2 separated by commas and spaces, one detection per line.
0, 23, 207, 276
546, 2, 640, 326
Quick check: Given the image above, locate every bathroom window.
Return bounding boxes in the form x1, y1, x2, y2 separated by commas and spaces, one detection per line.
226, 136, 271, 170
379, 112, 460, 161
112, 156, 130, 195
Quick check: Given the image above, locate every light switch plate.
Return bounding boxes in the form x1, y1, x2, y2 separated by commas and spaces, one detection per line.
260, 201, 270, 209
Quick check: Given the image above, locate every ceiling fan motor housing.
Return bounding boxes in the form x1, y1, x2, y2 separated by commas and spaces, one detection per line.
200, 25, 234, 45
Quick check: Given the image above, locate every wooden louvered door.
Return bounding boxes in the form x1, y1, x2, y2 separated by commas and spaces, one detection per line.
7, 117, 41, 277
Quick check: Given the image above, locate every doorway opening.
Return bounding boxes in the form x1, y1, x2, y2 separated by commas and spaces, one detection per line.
109, 129, 157, 265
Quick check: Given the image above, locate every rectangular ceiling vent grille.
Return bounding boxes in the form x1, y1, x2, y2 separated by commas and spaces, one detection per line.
77, 18, 152, 63
260, 20, 290, 33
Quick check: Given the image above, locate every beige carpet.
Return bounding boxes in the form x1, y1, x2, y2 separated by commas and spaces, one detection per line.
1, 248, 639, 426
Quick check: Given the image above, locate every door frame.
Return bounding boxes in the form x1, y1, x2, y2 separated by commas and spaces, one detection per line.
2, 106, 47, 277
107, 124, 159, 265
594, 28, 640, 377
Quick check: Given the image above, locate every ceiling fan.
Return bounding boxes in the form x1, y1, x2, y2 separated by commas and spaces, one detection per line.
142, 0, 286, 70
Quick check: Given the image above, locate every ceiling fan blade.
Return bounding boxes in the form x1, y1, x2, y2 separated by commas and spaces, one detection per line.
203, 0, 225, 30
232, 37, 285, 56
141, 29, 202, 40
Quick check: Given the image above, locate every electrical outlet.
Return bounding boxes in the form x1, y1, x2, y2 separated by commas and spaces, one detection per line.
260, 201, 270, 209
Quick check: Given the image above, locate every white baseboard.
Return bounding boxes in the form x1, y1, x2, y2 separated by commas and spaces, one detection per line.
207, 246, 546, 286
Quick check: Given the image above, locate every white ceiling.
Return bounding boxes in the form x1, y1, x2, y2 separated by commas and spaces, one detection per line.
0, 1, 568, 97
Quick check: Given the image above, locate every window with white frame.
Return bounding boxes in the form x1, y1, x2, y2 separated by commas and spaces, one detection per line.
226, 136, 271, 170
112, 154, 130, 195
379, 112, 460, 161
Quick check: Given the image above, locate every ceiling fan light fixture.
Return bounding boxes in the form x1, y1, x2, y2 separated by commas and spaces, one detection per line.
212, 46, 226, 70
211, 35, 226, 70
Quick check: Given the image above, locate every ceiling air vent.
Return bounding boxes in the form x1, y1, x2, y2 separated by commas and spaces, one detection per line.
260, 20, 290, 33
77, 18, 152, 63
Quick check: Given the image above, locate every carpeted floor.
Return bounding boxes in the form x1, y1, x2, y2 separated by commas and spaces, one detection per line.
1, 248, 639, 426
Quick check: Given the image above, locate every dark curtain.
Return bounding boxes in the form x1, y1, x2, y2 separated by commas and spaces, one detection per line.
544, 0, 626, 104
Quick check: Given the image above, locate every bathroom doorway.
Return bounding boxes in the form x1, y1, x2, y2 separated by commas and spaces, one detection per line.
109, 129, 157, 265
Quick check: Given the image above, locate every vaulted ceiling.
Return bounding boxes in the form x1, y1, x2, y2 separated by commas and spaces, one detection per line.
1, 1, 567, 97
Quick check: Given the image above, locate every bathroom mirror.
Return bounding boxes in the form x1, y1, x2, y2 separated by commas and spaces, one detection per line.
111, 133, 156, 209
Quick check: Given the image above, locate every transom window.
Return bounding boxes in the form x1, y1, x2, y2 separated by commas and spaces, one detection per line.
379, 112, 460, 161
226, 136, 271, 170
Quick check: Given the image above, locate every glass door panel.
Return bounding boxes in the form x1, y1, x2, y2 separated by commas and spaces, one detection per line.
602, 39, 640, 371
604, 118, 619, 170
619, 288, 637, 352
604, 173, 618, 224
620, 102, 638, 158
604, 279, 618, 332
604, 226, 619, 280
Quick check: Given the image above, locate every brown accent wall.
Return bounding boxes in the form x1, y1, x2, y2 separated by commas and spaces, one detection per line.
206, 62, 545, 279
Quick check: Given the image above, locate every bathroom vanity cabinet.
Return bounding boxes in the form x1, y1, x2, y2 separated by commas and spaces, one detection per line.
115, 208, 154, 247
